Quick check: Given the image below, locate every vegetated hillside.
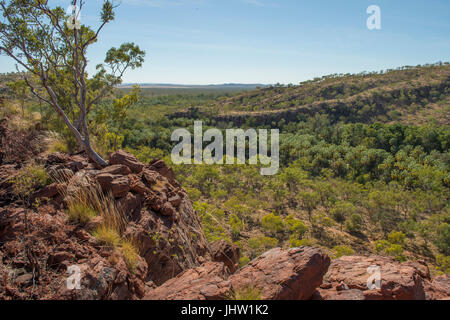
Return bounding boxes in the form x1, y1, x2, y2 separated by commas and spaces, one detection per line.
177, 63, 450, 126
1, 63, 449, 278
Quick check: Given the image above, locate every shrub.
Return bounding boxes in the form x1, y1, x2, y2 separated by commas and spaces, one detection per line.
185, 187, 202, 202
261, 213, 284, 235
385, 244, 406, 261
239, 256, 250, 267
345, 213, 363, 233
229, 214, 244, 239
284, 215, 308, 238
331, 201, 356, 230
333, 245, 355, 259
248, 236, 278, 257
436, 254, 450, 274
11, 164, 51, 201
388, 231, 406, 245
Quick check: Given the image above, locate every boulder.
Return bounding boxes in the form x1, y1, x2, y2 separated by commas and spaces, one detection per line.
425, 274, 450, 300
229, 247, 330, 300
109, 150, 143, 174
145, 262, 231, 300
148, 159, 177, 186
317, 255, 430, 300
99, 164, 131, 176
210, 240, 240, 274
96, 173, 130, 198
31, 183, 62, 201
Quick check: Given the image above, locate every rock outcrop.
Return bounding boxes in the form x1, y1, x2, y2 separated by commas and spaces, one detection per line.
145, 247, 331, 300
314, 255, 430, 300
0, 150, 212, 299
229, 247, 330, 300
0, 206, 147, 300
145, 262, 231, 300
210, 240, 240, 274
424, 274, 450, 300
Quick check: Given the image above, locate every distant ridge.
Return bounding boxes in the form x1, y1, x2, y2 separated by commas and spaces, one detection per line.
117, 83, 267, 89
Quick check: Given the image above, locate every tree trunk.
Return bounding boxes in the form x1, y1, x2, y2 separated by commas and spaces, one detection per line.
83, 140, 108, 167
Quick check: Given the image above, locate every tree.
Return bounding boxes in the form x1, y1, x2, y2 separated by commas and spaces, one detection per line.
93, 85, 140, 153
298, 191, 319, 221
0, 0, 145, 166
331, 201, 356, 231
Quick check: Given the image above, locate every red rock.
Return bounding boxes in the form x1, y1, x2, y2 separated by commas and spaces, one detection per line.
229, 247, 330, 300
110, 176, 130, 198
99, 164, 131, 176
144, 262, 231, 300
148, 159, 177, 186
109, 150, 143, 174
142, 169, 160, 186
47, 251, 75, 267
160, 202, 175, 217
425, 274, 450, 300
210, 240, 240, 274
129, 174, 150, 194
96, 173, 130, 198
169, 195, 181, 208
117, 193, 142, 218
31, 183, 62, 200
319, 255, 429, 300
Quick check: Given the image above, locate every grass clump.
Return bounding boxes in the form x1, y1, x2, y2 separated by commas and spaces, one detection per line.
92, 225, 121, 248
67, 202, 98, 224
121, 240, 140, 272
229, 286, 262, 300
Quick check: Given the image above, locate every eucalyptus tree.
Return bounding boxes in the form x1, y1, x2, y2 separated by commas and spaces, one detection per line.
0, 0, 145, 166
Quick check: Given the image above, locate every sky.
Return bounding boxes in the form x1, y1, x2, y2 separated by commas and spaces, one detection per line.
0, 0, 449, 84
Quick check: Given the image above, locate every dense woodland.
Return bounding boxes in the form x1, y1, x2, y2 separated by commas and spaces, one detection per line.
1, 63, 449, 274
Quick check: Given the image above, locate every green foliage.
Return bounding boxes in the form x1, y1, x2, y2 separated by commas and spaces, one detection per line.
345, 213, 364, 234
67, 203, 98, 224
333, 245, 355, 259
261, 213, 284, 235
239, 256, 250, 267
331, 201, 356, 229
298, 191, 320, 221
194, 202, 230, 243
388, 231, 406, 246
229, 286, 262, 300
435, 223, 450, 255
92, 226, 121, 248
248, 236, 278, 258
229, 214, 244, 240
435, 255, 450, 274
284, 215, 308, 238
11, 164, 51, 203
374, 231, 407, 261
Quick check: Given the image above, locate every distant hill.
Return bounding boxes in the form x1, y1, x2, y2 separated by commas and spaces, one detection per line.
172, 63, 450, 126
118, 83, 267, 89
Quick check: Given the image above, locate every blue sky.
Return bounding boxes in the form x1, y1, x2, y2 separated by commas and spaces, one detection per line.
1, 0, 449, 84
